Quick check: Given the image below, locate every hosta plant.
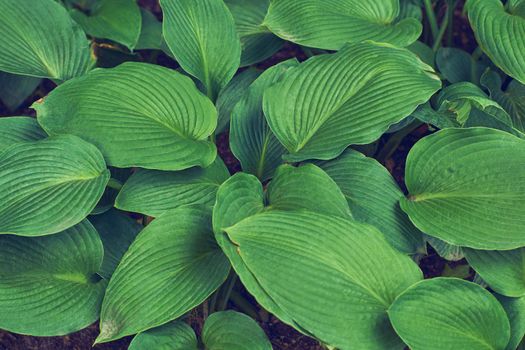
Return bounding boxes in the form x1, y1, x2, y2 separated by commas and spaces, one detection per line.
1, 0, 525, 349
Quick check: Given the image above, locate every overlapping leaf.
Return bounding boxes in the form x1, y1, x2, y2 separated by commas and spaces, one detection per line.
436, 47, 488, 84
0, 117, 46, 152
35, 62, 217, 171
0, 73, 41, 111
263, 42, 441, 162
129, 321, 198, 350
0, 0, 92, 80
0, 135, 109, 237
497, 295, 525, 350
0, 221, 107, 336
264, 0, 422, 50
401, 127, 525, 250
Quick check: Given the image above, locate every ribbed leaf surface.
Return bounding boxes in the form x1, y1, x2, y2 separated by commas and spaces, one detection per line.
263, 42, 441, 162
97, 206, 230, 343
0, 0, 92, 80
401, 128, 525, 250
160, 0, 241, 100
116, 158, 230, 217
497, 295, 525, 350
0, 221, 107, 336
389, 278, 510, 350
0, 73, 41, 111
35, 62, 217, 171
129, 321, 198, 350
0, 117, 46, 152
0, 135, 109, 237
468, 0, 525, 84
264, 0, 422, 50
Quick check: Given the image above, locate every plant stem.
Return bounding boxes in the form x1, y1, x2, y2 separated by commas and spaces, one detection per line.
106, 178, 123, 191
424, 0, 439, 42
217, 271, 238, 311
376, 121, 422, 164
229, 290, 260, 321
432, 8, 449, 52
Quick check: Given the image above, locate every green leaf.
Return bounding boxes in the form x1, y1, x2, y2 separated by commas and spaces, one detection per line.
264, 0, 422, 50
411, 103, 460, 129
90, 209, 141, 279
216, 68, 261, 133
401, 127, 525, 250
435, 47, 487, 84
0, 135, 109, 237
262, 42, 441, 162
71, 0, 142, 50
160, 0, 241, 100
497, 295, 525, 350
135, 9, 164, 51
388, 278, 511, 350
0, 117, 46, 152
97, 206, 230, 343
468, 0, 525, 84
425, 235, 464, 261
35, 62, 217, 171
408, 41, 435, 68
91, 167, 131, 215
465, 248, 525, 297
230, 59, 299, 181
203, 311, 272, 350
129, 321, 198, 350
225, 0, 283, 66
0, 220, 107, 336
315, 149, 425, 255
0, 72, 41, 111
213, 170, 422, 349
0, 0, 92, 80
115, 158, 230, 217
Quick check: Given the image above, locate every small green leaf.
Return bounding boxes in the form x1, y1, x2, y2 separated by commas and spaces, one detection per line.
425, 235, 464, 261
401, 127, 525, 250
129, 321, 198, 350
97, 206, 230, 343
389, 278, 511, 350
135, 9, 164, 51
497, 294, 525, 350
0, 117, 46, 152
0, 72, 41, 111
35, 62, 217, 171
264, 0, 422, 50
436, 47, 487, 84
0, 135, 109, 237
0, 220, 107, 336
0, 0, 92, 80
161, 0, 241, 100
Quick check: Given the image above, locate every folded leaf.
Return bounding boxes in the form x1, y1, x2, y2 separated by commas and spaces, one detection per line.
116, 158, 230, 217
0, 117, 46, 152
97, 206, 230, 343
0, 0, 92, 80
465, 248, 525, 297
263, 42, 441, 162
0, 135, 109, 237
160, 0, 241, 100
129, 321, 198, 350
468, 0, 525, 84
35, 62, 217, 171
401, 127, 525, 250
264, 0, 422, 50
497, 295, 525, 350
0, 220, 107, 336
0, 72, 41, 111
388, 278, 510, 350
315, 149, 425, 254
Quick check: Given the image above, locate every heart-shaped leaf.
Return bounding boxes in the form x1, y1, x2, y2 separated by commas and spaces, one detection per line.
129, 321, 198, 350
0, 135, 109, 237
264, 0, 422, 50
263, 42, 441, 162
35, 62, 217, 171
0, 220, 107, 336
97, 206, 230, 343
115, 158, 230, 217
0, 117, 46, 152
389, 278, 510, 350
160, 0, 241, 101
497, 295, 525, 350
0, 0, 92, 80
0, 73, 41, 111
401, 127, 525, 250
468, 0, 525, 84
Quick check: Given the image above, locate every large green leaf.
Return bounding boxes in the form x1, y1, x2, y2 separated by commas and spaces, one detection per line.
315, 149, 425, 255
497, 295, 525, 350
468, 0, 525, 84
129, 321, 198, 350
35, 62, 217, 171
0, 135, 109, 237
0, 72, 41, 111
230, 59, 298, 181
465, 248, 525, 297
388, 278, 511, 350
262, 42, 441, 162
97, 206, 230, 343
0, 117, 46, 152
0, 220, 107, 336
160, 0, 241, 100
70, 0, 142, 50
264, 0, 422, 50
225, 0, 283, 66
213, 170, 423, 349
202, 311, 272, 350
401, 127, 525, 250
0, 0, 92, 80
115, 158, 230, 217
